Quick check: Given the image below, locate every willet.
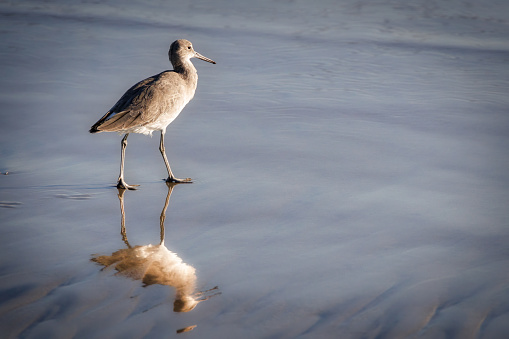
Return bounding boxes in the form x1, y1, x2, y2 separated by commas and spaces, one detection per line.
90, 39, 215, 189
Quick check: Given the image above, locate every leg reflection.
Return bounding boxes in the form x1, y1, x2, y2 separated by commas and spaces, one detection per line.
92, 183, 220, 315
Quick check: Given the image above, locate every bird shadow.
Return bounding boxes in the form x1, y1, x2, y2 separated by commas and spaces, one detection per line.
91, 182, 220, 328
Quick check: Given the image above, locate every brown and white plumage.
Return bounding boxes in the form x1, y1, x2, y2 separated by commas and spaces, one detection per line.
90, 39, 215, 189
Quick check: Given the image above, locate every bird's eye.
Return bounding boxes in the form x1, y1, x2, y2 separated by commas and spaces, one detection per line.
188, 46, 191, 49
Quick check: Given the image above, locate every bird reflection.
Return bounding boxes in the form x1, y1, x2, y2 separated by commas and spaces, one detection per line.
92, 183, 219, 314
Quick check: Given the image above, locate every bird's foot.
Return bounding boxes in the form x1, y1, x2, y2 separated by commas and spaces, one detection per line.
165, 176, 192, 184
117, 179, 139, 190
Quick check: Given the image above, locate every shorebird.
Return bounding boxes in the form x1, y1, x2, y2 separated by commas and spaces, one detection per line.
90, 39, 215, 189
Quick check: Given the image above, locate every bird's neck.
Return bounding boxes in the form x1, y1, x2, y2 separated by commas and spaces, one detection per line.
174, 60, 198, 81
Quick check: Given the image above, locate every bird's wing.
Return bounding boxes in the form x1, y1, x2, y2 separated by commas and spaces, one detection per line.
91, 71, 180, 132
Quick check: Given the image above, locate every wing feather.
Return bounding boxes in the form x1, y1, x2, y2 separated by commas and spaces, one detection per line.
90, 71, 182, 133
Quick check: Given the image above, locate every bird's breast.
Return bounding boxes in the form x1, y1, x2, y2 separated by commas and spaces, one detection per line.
145, 80, 196, 131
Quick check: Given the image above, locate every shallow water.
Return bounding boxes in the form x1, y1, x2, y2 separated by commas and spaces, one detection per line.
1, 1, 509, 338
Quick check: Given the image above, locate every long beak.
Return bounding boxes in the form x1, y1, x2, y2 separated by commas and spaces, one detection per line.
194, 52, 216, 64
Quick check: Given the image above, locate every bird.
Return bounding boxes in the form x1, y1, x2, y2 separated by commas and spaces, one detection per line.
90, 39, 215, 190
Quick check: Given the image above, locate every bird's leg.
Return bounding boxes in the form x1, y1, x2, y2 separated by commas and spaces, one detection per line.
159, 131, 192, 183
117, 133, 139, 190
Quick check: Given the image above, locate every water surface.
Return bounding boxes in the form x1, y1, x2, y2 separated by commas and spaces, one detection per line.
1, 1, 509, 338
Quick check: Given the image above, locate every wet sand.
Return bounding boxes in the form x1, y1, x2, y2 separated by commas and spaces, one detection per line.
1, 1, 509, 338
